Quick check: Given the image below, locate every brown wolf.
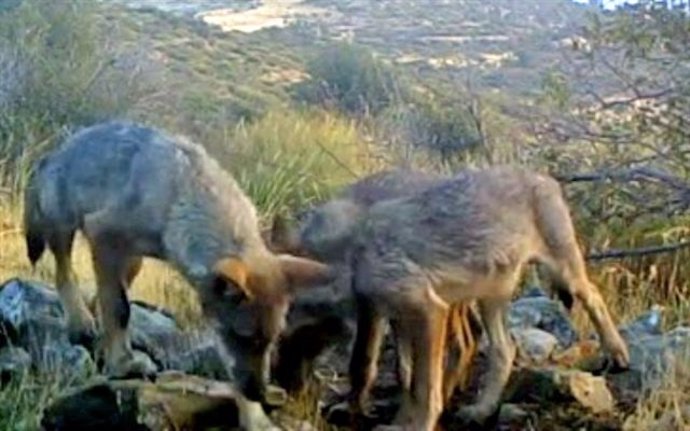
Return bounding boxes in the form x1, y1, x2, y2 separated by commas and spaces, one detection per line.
23, 120, 334, 429
344, 165, 630, 430
269, 168, 482, 408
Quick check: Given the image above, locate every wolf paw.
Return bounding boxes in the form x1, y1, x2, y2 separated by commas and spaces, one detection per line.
457, 403, 495, 426
605, 337, 630, 370
67, 317, 98, 351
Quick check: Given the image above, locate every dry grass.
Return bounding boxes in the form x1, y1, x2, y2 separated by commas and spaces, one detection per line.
622, 359, 690, 430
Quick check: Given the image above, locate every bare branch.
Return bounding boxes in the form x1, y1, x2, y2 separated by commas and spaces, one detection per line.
586, 241, 690, 261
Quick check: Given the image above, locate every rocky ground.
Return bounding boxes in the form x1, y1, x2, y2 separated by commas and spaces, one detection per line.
0, 277, 688, 430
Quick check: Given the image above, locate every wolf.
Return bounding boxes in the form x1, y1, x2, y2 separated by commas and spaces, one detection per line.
269, 168, 482, 408
344, 165, 630, 430
23, 120, 334, 429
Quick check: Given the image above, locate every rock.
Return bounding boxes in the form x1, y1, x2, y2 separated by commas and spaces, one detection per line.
41, 371, 286, 431
271, 410, 319, 431
128, 300, 179, 361
508, 292, 578, 348
0, 278, 69, 349
0, 278, 230, 379
504, 368, 615, 414
550, 339, 602, 369
0, 346, 31, 383
513, 327, 559, 364
619, 304, 665, 342
568, 371, 615, 414
35, 343, 95, 378
609, 325, 690, 394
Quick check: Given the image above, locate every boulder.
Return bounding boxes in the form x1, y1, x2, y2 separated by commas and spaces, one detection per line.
41, 371, 292, 431
609, 325, 690, 394
512, 327, 560, 365
508, 287, 578, 348
0, 278, 226, 379
503, 367, 615, 414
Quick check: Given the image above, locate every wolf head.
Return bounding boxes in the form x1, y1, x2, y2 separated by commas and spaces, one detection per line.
208, 252, 334, 403
268, 199, 363, 263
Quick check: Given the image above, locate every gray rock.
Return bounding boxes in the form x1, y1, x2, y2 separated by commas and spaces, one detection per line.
619, 304, 665, 342
0, 346, 31, 382
153, 328, 229, 380
609, 325, 690, 393
512, 327, 559, 364
0, 278, 230, 379
0, 278, 69, 349
34, 343, 95, 378
508, 292, 578, 347
503, 367, 614, 414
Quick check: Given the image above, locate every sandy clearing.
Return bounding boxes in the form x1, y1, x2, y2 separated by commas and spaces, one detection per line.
196, 0, 334, 33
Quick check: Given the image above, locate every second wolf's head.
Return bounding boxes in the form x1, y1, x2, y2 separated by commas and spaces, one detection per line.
270, 199, 363, 262
206, 252, 334, 403
268, 169, 445, 262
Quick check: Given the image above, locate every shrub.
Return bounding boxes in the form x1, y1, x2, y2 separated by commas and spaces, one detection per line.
376, 93, 483, 165
222, 108, 378, 219
0, 0, 161, 192
293, 42, 402, 117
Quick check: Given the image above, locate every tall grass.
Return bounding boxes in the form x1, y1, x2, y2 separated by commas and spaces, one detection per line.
225, 109, 382, 220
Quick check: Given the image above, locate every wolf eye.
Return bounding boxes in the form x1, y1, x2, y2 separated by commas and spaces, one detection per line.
213, 277, 248, 304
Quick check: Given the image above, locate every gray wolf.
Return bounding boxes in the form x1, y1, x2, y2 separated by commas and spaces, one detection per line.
269, 168, 482, 408
345, 165, 630, 430
23, 120, 333, 429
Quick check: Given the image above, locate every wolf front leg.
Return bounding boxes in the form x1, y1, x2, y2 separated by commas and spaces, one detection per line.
457, 297, 514, 426
389, 288, 449, 431
443, 301, 480, 403
348, 295, 386, 418
87, 234, 157, 378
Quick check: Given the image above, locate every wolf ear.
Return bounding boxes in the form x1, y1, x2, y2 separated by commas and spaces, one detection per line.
278, 254, 335, 291
213, 257, 253, 300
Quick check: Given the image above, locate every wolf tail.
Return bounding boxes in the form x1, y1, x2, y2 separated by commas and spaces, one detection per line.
23, 162, 46, 267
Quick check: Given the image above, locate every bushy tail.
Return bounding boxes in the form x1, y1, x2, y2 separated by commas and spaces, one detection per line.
23, 164, 46, 267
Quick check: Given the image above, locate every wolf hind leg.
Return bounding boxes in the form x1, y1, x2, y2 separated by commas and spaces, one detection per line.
49, 230, 97, 349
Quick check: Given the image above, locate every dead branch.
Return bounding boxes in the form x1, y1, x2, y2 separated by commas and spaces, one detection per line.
554, 166, 690, 193
586, 241, 690, 261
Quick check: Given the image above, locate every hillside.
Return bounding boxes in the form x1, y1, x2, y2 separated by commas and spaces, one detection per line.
112, 0, 596, 98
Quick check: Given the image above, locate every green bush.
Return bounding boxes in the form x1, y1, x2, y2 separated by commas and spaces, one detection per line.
0, 0, 161, 192
293, 42, 402, 117
376, 94, 483, 165
223, 108, 377, 219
